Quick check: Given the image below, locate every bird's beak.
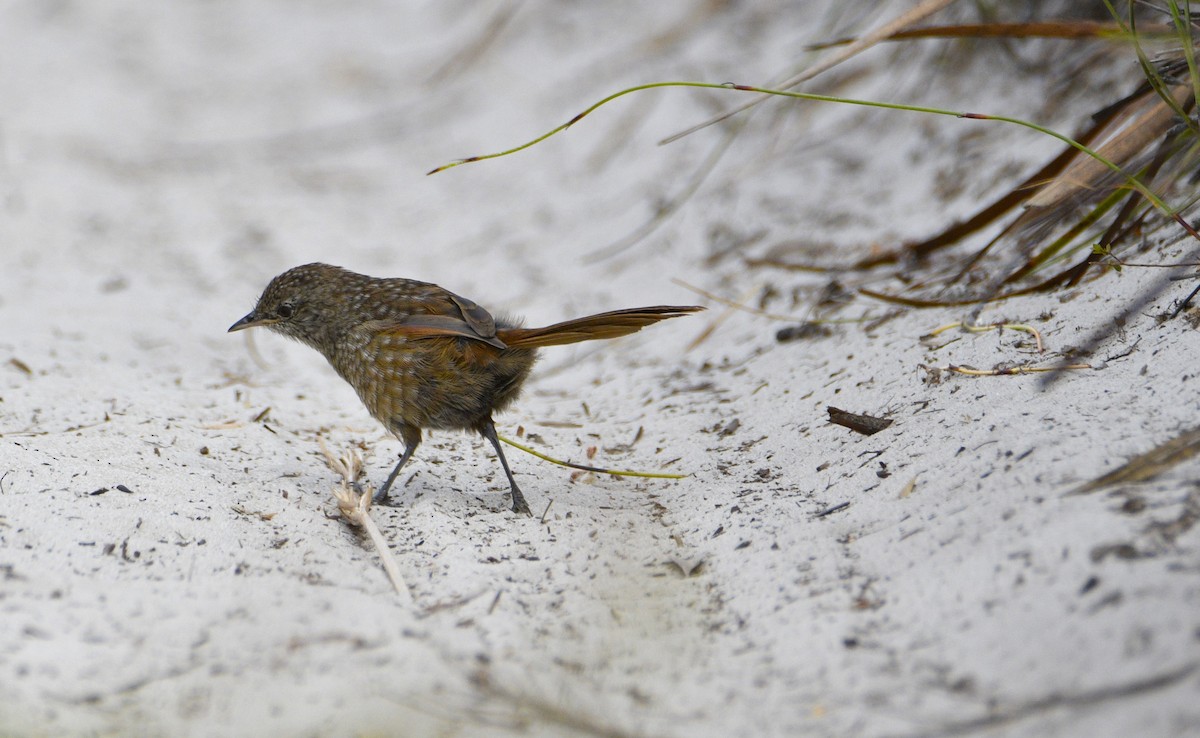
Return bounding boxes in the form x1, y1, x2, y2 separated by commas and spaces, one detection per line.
228, 311, 269, 333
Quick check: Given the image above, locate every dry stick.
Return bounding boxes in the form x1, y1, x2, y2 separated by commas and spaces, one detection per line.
319, 438, 413, 603
333, 481, 412, 602
658, 0, 961, 145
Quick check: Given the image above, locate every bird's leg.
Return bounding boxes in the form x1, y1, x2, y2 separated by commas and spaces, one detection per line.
374, 424, 422, 506
480, 418, 532, 516
373, 445, 416, 505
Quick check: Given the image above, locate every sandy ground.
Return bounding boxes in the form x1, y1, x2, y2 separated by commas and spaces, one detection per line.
2, 2, 1199, 736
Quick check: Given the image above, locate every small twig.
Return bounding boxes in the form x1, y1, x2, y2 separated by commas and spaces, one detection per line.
499, 435, 685, 479
923, 362, 1091, 377
814, 501, 851, 518
320, 438, 413, 603
924, 321, 1045, 352
1171, 280, 1200, 318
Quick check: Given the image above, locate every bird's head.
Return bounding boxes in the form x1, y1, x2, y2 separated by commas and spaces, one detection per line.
228, 263, 360, 349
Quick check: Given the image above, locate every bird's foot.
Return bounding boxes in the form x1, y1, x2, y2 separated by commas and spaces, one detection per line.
371, 489, 401, 507
510, 494, 532, 517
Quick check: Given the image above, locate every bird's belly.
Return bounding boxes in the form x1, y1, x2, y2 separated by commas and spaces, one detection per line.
333, 337, 534, 433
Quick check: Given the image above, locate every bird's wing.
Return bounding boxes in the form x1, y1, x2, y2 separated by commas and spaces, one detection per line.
445, 292, 498, 338
362, 315, 508, 350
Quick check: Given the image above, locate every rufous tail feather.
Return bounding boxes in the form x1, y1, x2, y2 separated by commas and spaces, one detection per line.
497, 306, 703, 349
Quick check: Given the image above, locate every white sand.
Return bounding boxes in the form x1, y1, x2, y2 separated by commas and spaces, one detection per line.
2, 2, 1198, 736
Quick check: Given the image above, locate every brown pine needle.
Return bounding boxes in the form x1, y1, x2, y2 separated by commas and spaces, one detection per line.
499, 434, 685, 479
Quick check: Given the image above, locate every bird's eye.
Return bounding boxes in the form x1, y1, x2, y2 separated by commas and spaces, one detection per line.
276, 303, 295, 319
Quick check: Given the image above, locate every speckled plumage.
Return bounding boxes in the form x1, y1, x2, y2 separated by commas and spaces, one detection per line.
229, 263, 702, 515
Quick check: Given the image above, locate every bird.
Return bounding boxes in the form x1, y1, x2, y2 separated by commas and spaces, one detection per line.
228, 263, 703, 515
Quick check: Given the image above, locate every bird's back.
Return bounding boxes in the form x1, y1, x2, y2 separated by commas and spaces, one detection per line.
326, 277, 537, 434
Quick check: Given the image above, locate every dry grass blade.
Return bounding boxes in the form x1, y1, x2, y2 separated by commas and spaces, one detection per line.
806, 19, 1175, 50
319, 438, 414, 603
858, 80, 1195, 305
850, 95, 1131, 271
1068, 426, 1200, 495
922, 362, 1090, 378
924, 321, 1045, 352
1026, 84, 1194, 209
756, 13, 1200, 317
861, 288, 1034, 308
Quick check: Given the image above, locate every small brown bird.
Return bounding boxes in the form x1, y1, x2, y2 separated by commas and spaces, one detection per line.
229, 263, 702, 515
